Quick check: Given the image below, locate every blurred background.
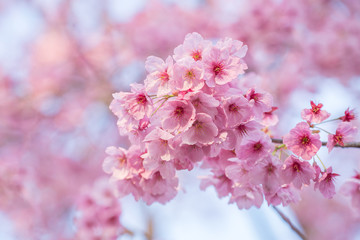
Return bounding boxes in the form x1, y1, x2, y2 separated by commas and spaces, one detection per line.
0, 0, 360, 239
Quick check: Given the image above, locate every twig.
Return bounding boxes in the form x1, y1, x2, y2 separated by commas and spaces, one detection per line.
272, 206, 307, 240
271, 138, 360, 148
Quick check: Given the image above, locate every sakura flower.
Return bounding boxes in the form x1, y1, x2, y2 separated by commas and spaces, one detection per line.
301, 101, 330, 123
232, 120, 263, 145
250, 155, 283, 193
139, 171, 179, 205
144, 56, 174, 96
225, 158, 253, 184
182, 113, 218, 145
282, 155, 315, 189
283, 122, 321, 160
160, 99, 196, 132
173, 142, 204, 170
340, 108, 356, 122
184, 91, 219, 118
103, 146, 130, 181
314, 167, 339, 199
143, 127, 175, 161
266, 184, 301, 206
203, 45, 247, 87
235, 131, 273, 164
230, 184, 263, 209
110, 84, 152, 134
340, 172, 360, 211
173, 32, 211, 62
245, 88, 273, 118
173, 60, 204, 91
262, 107, 279, 126
142, 153, 176, 180
223, 95, 251, 128
327, 122, 358, 152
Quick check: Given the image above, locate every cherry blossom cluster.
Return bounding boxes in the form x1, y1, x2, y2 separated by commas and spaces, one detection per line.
106, 32, 312, 209
74, 179, 124, 240
282, 103, 358, 200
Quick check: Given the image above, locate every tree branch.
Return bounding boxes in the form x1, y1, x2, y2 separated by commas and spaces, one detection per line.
271, 138, 360, 148
272, 206, 307, 240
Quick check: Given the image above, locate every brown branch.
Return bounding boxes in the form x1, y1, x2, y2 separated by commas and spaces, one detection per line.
271, 138, 360, 148
272, 206, 307, 240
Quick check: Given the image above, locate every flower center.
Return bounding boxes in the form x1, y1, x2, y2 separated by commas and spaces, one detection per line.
212, 62, 224, 76
293, 162, 301, 172
228, 103, 239, 112
174, 106, 184, 117
159, 72, 169, 82
185, 70, 195, 80
193, 120, 203, 129
301, 135, 310, 145
191, 50, 202, 61
136, 94, 147, 105
253, 142, 263, 151
236, 124, 248, 137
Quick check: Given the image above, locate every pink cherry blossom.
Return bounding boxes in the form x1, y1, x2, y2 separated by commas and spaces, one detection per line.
173, 60, 204, 91
160, 99, 196, 132
262, 106, 279, 126
182, 113, 218, 145
173, 32, 212, 62
143, 127, 175, 161
230, 185, 263, 209
282, 155, 315, 189
203, 43, 247, 87
145, 56, 174, 96
223, 95, 251, 128
327, 122, 358, 152
340, 172, 360, 211
301, 101, 330, 123
235, 131, 273, 164
283, 122, 321, 160
250, 155, 283, 193
340, 108, 356, 122
245, 88, 273, 118
314, 167, 339, 199
266, 184, 301, 206
184, 91, 219, 118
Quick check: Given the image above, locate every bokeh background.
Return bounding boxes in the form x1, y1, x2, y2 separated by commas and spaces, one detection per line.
1, 0, 360, 239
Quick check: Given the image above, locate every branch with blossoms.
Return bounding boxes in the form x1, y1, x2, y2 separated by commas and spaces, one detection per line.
271, 139, 360, 148
101, 33, 359, 240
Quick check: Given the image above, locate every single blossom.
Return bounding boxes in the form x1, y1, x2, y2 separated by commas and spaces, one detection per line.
173, 60, 204, 91
314, 167, 339, 199
301, 101, 330, 123
160, 99, 196, 132
340, 172, 360, 211
235, 131, 273, 164
203, 43, 247, 87
245, 88, 273, 118
173, 32, 211, 62
266, 184, 301, 206
339, 108, 355, 122
144, 56, 174, 96
230, 184, 263, 209
327, 122, 358, 152
283, 122, 321, 160
182, 113, 218, 145
282, 155, 315, 189
223, 95, 251, 128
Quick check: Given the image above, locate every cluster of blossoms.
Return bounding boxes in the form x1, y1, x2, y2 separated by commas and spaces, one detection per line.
284, 103, 358, 200
104, 32, 360, 210
74, 179, 123, 240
